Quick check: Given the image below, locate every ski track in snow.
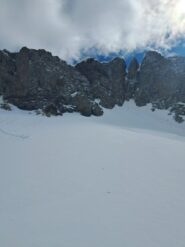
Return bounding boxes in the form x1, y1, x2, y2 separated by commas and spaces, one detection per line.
0, 100, 185, 247
0, 127, 29, 139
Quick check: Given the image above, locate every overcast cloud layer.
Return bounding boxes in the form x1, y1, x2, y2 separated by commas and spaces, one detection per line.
0, 0, 185, 61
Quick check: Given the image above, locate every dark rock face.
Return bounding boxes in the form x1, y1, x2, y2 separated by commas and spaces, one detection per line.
0, 50, 16, 96
126, 58, 139, 99
128, 57, 139, 81
135, 51, 185, 107
76, 57, 127, 108
11, 47, 91, 110
1, 47, 123, 116
0, 47, 185, 122
0, 47, 101, 116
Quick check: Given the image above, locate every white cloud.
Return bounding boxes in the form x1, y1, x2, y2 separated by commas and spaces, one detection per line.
0, 0, 185, 61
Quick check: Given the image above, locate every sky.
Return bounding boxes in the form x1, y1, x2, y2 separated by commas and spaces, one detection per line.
0, 0, 185, 62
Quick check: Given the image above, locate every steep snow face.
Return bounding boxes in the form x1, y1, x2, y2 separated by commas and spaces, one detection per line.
0, 101, 185, 247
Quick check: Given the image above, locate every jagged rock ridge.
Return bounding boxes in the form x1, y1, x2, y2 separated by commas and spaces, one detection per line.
0, 47, 127, 116
134, 51, 185, 122
0, 47, 185, 121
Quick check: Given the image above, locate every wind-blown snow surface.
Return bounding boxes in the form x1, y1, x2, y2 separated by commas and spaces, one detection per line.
0, 101, 185, 247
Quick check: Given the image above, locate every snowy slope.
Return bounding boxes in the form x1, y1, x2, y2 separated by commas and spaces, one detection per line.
0, 101, 185, 247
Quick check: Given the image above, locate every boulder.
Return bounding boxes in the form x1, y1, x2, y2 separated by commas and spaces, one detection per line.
92, 103, 104, 116
43, 104, 59, 117
71, 95, 93, 116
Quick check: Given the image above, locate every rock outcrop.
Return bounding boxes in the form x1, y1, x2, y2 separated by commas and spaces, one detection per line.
76, 57, 127, 108
133, 51, 185, 120
126, 57, 139, 100
135, 51, 185, 107
0, 47, 102, 116
0, 50, 16, 96
0, 47, 185, 122
0, 47, 127, 116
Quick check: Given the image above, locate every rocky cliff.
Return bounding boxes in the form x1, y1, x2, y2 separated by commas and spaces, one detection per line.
0, 47, 101, 116
76, 57, 126, 108
134, 51, 185, 122
135, 51, 185, 107
0, 47, 185, 121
